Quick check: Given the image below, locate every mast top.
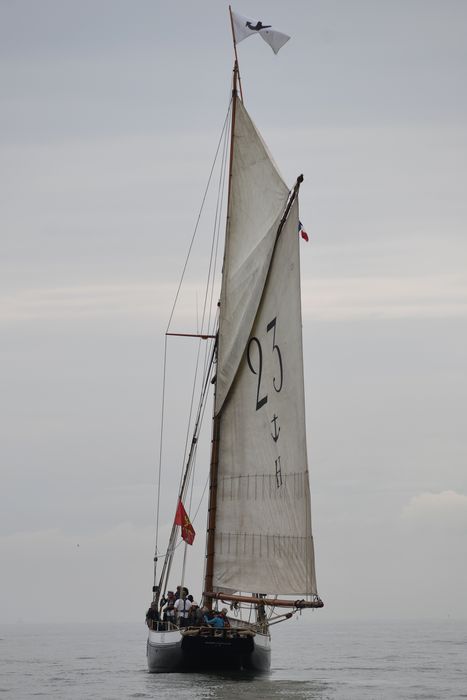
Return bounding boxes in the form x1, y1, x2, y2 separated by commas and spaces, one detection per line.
229, 6, 244, 102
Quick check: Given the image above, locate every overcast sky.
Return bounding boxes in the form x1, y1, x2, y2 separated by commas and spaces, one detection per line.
1, 0, 466, 625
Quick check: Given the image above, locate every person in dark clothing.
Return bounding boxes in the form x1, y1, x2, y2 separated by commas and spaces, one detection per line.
162, 591, 176, 625
220, 608, 230, 627
145, 602, 159, 630
188, 601, 200, 625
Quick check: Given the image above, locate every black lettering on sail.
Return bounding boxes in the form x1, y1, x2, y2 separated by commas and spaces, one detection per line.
271, 414, 280, 442
275, 456, 283, 488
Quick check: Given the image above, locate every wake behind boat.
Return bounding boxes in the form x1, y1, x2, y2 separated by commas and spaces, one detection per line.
146, 7, 323, 674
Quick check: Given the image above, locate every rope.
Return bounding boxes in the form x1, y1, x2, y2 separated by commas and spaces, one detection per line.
152, 98, 232, 587
153, 333, 168, 588
165, 98, 232, 334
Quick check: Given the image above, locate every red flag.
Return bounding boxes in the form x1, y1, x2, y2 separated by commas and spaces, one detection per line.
174, 500, 195, 545
298, 220, 309, 242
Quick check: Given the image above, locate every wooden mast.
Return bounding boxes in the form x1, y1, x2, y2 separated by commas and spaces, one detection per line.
203, 52, 240, 608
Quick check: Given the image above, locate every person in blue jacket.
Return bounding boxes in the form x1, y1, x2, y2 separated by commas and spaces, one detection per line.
203, 609, 227, 628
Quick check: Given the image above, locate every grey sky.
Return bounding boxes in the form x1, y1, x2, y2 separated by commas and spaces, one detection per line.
1, 1, 466, 624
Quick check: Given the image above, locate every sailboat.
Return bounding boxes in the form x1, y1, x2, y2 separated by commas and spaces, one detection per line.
146, 8, 323, 674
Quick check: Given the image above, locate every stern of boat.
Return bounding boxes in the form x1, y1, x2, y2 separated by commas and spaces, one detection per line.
146, 622, 270, 673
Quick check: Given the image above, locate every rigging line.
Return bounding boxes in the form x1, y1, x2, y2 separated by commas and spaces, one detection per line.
174, 104, 231, 489
211, 112, 230, 342
201, 337, 216, 420
180, 330, 218, 494
183, 412, 199, 592
165, 98, 233, 334
177, 311, 216, 491
185, 349, 216, 513
183, 352, 215, 516
179, 123, 228, 486
156, 325, 213, 574
184, 446, 209, 534
200, 110, 229, 379
203, 317, 218, 382
178, 337, 217, 498
157, 339, 217, 594
198, 106, 230, 381
178, 336, 204, 493
153, 333, 168, 575
199, 98, 231, 341
191, 472, 210, 524
205, 104, 230, 352
154, 336, 205, 588
155, 102, 229, 594
205, 93, 230, 357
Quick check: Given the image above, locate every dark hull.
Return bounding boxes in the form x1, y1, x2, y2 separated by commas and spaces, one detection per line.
147, 628, 270, 673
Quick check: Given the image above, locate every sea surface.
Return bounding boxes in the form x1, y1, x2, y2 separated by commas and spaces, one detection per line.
0, 619, 465, 699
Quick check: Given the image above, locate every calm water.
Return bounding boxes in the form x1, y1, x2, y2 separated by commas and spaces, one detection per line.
0, 619, 465, 699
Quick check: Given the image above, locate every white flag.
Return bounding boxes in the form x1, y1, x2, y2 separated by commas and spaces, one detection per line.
231, 10, 290, 54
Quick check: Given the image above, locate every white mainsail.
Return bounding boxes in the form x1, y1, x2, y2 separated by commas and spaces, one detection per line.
212, 97, 317, 596
215, 97, 289, 413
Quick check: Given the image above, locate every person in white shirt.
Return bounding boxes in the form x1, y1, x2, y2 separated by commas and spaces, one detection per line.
174, 595, 192, 627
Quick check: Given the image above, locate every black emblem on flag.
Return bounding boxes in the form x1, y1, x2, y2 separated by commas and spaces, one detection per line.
246, 21, 272, 32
